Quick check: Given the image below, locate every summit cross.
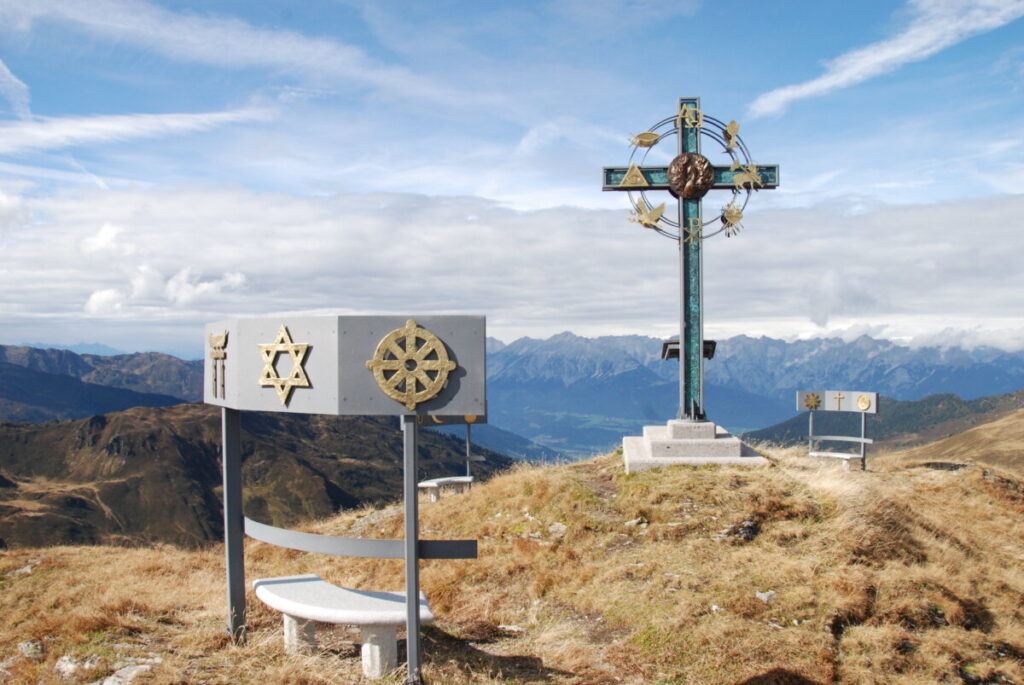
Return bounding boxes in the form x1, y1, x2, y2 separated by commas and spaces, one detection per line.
602, 97, 780, 421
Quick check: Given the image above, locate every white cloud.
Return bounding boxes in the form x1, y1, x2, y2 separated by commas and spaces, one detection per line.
748, 0, 1024, 118
3, 185, 1024, 354
0, 108, 271, 156
84, 288, 126, 315
0, 57, 30, 119
164, 268, 246, 306
81, 222, 133, 255
0, 188, 30, 240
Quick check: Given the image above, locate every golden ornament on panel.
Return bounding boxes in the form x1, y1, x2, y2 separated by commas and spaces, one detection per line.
365, 319, 457, 410
803, 393, 821, 410
258, 325, 311, 405
208, 331, 228, 399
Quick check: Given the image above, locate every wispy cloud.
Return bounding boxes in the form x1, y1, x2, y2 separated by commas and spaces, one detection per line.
0, 57, 30, 119
748, 0, 1024, 118
0, 0, 469, 107
0, 108, 271, 155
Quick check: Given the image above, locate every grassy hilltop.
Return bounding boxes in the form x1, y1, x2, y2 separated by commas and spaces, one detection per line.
1, 419, 1023, 683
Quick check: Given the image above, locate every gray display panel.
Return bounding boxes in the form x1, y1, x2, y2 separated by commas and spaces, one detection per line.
796, 390, 879, 414
204, 315, 485, 416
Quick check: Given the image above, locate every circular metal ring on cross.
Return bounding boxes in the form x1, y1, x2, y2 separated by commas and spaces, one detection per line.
365, 319, 457, 410
625, 111, 757, 241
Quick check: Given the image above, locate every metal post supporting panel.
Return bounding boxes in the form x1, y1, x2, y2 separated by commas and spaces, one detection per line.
402, 414, 422, 684
221, 407, 246, 643
860, 412, 868, 472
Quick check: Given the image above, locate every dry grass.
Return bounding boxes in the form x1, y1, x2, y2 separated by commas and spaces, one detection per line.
2, 442, 1024, 683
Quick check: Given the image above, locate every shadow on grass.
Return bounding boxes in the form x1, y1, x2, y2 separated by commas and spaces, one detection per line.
737, 668, 822, 685
414, 626, 576, 682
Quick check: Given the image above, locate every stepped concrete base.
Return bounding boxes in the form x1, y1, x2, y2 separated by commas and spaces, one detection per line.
623, 420, 769, 473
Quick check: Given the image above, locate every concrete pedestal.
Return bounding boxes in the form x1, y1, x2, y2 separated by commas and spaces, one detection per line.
360, 626, 398, 679
622, 419, 769, 473
283, 614, 316, 654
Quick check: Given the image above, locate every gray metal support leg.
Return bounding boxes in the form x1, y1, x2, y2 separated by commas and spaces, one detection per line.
222, 407, 245, 643
861, 412, 868, 471
401, 415, 422, 684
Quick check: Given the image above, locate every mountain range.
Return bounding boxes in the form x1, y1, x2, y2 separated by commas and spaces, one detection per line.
3, 334, 1024, 457
486, 332, 1024, 454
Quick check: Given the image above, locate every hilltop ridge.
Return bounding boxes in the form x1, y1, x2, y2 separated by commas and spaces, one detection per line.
2, 413, 1022, 683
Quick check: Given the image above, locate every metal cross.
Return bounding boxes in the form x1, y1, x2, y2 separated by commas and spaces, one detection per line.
602, 97, 780, 421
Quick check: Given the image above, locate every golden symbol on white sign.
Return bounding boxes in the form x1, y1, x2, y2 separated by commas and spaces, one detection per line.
803, 393, 821, 410
209, 331, 228, 399
365, 319, 457, 411
857, 394, 872, 411
257, 325, 311, 405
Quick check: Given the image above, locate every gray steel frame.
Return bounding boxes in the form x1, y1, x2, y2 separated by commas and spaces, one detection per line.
807, 411, 872, 471
219, 409, 470, 685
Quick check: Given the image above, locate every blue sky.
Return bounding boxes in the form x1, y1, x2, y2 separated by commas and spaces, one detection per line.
1, 0, 1023, 357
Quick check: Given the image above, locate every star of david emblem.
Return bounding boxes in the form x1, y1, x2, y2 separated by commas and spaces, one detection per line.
257, 325, 311, 405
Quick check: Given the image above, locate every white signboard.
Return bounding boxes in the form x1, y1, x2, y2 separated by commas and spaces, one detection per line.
796, 390, 879, 414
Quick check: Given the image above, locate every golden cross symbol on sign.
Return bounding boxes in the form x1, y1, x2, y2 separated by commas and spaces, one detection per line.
258, 325, 311, 405
833, 392, 846, 411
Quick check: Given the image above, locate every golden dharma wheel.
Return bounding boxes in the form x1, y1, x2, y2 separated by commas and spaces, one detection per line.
365, 319, 457, 410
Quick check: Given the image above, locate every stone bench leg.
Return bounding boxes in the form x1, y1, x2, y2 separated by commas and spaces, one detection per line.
359, 625, 397, 679
429, 489, 440, 503
283, 614, 316, 654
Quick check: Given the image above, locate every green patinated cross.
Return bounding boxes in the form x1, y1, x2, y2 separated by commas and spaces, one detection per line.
602, 97, 780, 421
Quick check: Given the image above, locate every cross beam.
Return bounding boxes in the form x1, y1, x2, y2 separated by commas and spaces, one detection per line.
601, 97, 780, 422
601, 165, 780, 191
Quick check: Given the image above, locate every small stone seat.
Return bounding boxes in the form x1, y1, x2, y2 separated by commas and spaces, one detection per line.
417, 475, 473, 502
253, 574, 433, 680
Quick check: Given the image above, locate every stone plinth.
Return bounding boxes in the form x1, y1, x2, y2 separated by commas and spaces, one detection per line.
623, 419, 769, 473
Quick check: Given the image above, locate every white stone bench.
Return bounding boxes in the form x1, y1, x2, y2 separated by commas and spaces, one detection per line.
253, 574, 433, 679
809, 451, 864, 471
417, 475, 473, 502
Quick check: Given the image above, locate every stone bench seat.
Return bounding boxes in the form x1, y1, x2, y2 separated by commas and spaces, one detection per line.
809, 450, 860, 460
417, 475, 473, 501
253, 574, 433, 679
